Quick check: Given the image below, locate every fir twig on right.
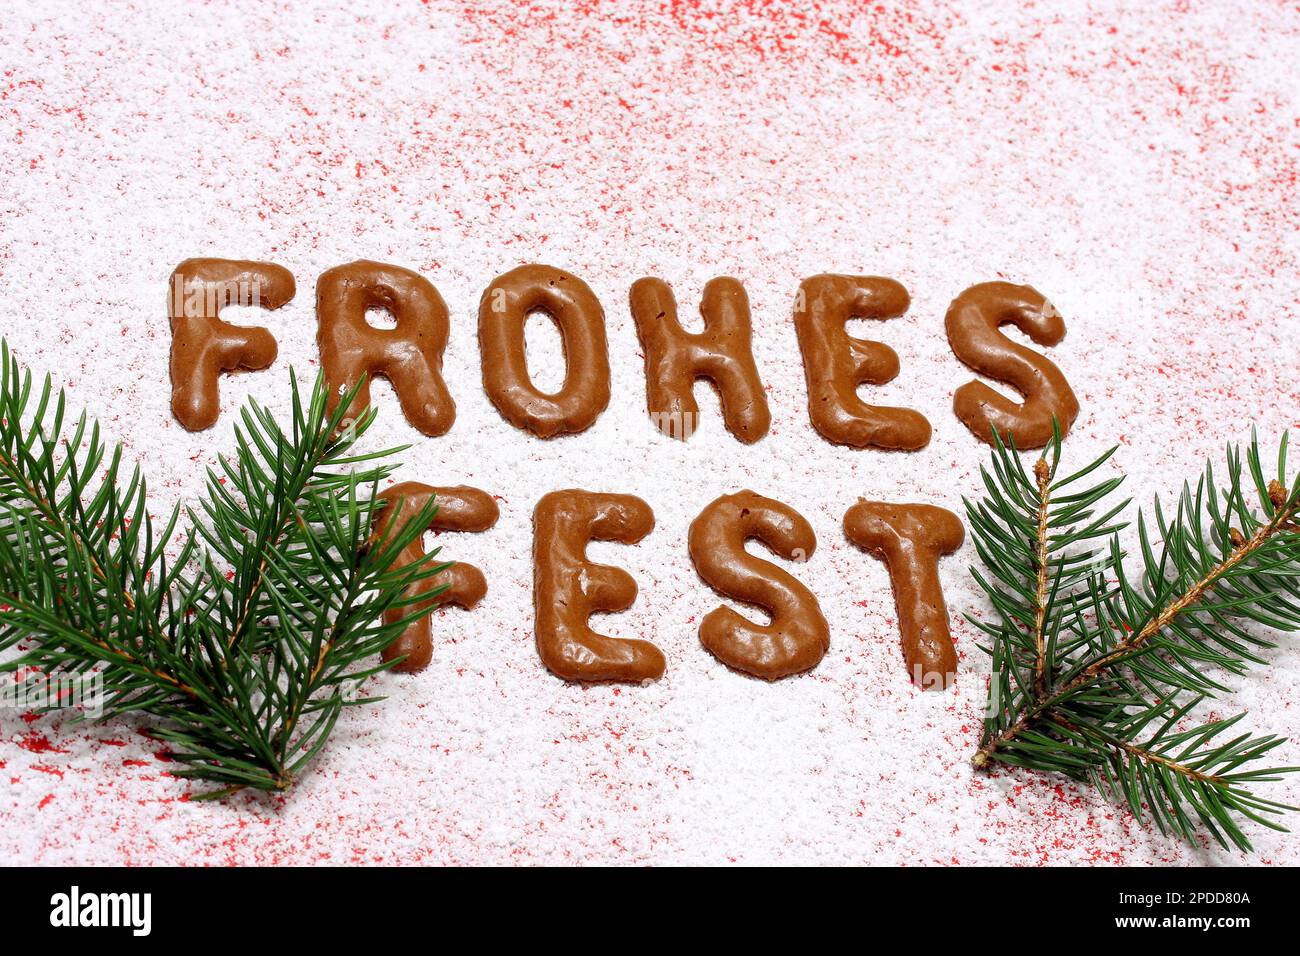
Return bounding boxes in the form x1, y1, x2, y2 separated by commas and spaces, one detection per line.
968, 425, 1300, 852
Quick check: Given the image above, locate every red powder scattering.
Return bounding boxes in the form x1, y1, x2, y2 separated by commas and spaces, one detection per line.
17, 732, 66, 755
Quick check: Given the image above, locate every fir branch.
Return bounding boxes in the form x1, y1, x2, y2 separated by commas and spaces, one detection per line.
968, 427, 1300, 851
0, 340, 448, 795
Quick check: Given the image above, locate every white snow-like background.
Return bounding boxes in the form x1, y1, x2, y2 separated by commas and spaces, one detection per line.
1, 0, 1298, 864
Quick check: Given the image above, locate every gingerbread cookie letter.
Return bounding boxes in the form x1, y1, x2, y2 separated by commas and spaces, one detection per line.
479, 265, 611, 438
533, 490, 662, 682
945, 281, 1079, 448
688, 491, 829, 680
168, 258, 294, 431
316, 260, 456, 436
371, 482, 499, 673
629, 276, 770, 443
793, 274, 931, 451
843, 500, 964, 690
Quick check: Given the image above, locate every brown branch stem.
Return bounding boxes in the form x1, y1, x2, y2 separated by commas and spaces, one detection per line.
1031, 457, 1052, 699
1055, 717, 1224, 785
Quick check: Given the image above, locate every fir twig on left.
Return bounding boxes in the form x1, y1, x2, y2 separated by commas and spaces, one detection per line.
0, 340, 448, 797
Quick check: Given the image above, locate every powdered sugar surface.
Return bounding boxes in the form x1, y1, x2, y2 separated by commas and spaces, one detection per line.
2, 0, 1298, 865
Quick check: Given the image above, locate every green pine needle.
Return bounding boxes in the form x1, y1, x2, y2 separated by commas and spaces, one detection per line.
970, 422, 1300, 852
0, 339, 447, 795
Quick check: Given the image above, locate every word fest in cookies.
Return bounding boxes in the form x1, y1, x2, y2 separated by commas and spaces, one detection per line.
167, 258, 1080, 690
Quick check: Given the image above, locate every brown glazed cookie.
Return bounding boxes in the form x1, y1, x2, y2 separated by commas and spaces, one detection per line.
533, 489, 662, 682
793, 274, 931, 451
168, 258, 294, 431
316, 260, 456, 436
945, 281, 1079, 448
478, 265, 611, 438
843, 500, 964, 690
688, 491, 830, 680
370, 482, 499, 673
629, 276, 771, 443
